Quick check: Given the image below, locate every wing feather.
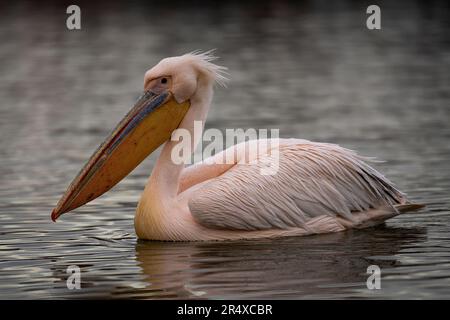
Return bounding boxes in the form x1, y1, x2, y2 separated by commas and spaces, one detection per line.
188, 140, 406, 231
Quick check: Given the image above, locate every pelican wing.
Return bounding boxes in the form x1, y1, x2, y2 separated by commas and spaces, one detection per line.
188, 141, 406, 231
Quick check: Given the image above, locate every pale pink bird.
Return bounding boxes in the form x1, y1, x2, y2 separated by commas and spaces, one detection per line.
51, 51, 424, 241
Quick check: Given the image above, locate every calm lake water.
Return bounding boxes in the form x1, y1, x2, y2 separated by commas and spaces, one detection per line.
0, 1, 449, 299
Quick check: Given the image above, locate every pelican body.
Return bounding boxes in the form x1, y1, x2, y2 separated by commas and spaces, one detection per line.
51, 52, 423, 241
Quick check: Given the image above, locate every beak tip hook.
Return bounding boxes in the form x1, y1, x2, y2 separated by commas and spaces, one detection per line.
51, 209, 58, 222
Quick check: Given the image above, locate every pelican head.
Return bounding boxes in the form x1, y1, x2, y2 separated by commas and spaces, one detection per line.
51, 51, 226, 221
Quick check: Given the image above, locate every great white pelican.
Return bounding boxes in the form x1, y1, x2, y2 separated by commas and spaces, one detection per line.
51, 51, 424, 241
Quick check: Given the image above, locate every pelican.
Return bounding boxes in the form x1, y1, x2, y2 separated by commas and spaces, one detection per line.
51, 51, 424, 241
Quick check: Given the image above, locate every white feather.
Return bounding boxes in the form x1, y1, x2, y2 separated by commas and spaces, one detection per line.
189, 139, 407, 231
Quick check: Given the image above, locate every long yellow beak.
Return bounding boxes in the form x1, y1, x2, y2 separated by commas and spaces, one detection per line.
51, 91, 190, 221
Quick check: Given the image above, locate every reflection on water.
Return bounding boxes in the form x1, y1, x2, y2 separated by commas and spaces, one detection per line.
1, 0, 450, 299
133, 227, 427, 299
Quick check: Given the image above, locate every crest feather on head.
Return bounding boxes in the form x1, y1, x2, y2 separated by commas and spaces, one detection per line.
182, 50, 229, 87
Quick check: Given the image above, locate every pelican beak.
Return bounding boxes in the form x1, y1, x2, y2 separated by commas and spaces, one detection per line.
51, 91, 190, 221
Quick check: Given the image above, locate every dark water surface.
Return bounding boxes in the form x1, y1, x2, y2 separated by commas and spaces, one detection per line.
1, 1, 449, 299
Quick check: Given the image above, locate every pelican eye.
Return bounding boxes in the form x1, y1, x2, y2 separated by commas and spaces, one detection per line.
161, 77, 168, 84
